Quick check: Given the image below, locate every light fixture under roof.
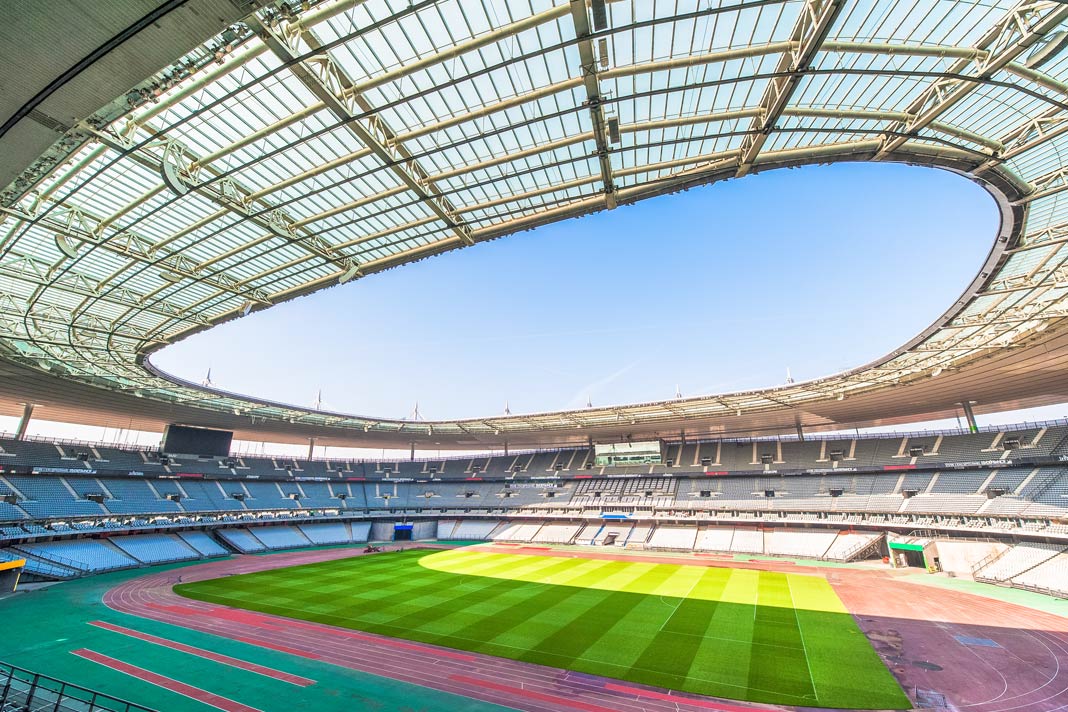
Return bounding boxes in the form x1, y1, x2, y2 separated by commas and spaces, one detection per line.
338, 262, 362, 284
1026, 30, 1068, 69
54, 233, 80, 259
590, 0, 608, 31
606, 117, 621, 144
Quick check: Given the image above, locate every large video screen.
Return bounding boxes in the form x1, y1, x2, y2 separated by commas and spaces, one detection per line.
594, 441, 663, 466
162, 424, 233, 457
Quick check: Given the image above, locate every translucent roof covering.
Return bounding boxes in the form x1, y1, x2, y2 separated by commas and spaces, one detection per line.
1, 0, 1068, 443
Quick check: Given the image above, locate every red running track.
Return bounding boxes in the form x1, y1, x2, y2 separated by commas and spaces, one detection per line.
103, 544, 1068, 712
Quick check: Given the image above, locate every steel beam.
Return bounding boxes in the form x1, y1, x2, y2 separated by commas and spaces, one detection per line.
876, 1, 1068, 160
1019, 167, 1068, 203
569, 0, 617, 209
84, 126, 342, 283
736, 0, 845, 176
249, 16, 473, 248
977, 106, 1068, 174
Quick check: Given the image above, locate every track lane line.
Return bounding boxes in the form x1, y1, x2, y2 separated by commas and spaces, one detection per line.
71, 648, 263, 712
88, 620, 315, 686
449, 674, 622, 712
602, 682, 760, 711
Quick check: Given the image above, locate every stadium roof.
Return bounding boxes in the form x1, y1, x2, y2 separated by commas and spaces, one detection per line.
3, 0, 1068, 450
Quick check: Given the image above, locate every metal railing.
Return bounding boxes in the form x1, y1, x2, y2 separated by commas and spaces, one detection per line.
0, 661, 156, 712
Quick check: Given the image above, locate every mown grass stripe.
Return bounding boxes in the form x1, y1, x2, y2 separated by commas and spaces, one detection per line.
511, 564, 679, 669
624, 566, 725, 691
746, 571, 816, 705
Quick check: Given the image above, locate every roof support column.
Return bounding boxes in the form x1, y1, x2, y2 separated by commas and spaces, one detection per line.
14, 403, 34, 441
307, 437, 316, 460
960, 401, 979, 434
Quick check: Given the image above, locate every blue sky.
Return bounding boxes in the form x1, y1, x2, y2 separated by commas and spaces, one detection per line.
151, 162, 1000, 420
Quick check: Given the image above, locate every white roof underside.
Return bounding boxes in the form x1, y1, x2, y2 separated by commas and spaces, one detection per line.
2, 0, 1068, 446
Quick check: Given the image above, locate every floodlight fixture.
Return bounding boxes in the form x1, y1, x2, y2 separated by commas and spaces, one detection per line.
54, 233, 81, 259
1027, 30, 1068, 69
606, 117, 621, 144
338, 262, 362, 284
591, 0, 608, 30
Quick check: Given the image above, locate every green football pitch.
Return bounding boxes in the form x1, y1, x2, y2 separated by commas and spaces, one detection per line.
174, 548, 909, 709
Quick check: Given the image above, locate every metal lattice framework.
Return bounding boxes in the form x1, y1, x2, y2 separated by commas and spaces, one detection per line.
3, 0, 1068, 447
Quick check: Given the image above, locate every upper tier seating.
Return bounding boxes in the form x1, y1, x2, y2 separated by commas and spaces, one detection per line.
3, 423, 1067, 483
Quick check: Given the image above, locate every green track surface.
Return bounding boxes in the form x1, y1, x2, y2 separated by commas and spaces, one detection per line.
176, 549, 909, 709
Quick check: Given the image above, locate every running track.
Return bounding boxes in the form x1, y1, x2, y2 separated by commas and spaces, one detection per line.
102, 544, 1068, 712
